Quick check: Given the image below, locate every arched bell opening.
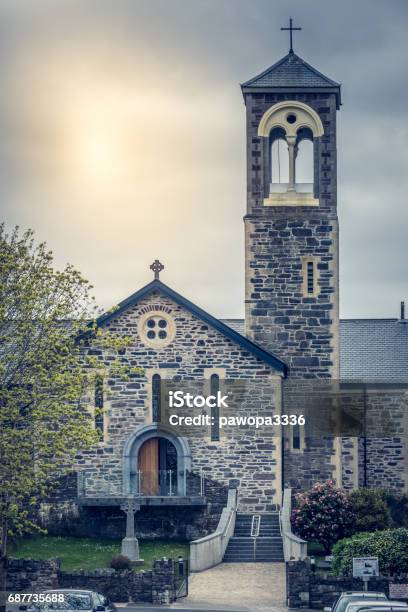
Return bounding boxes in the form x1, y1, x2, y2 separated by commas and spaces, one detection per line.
259, 101, 323, 204
295, 127, 314, 193
270, 127, 289, 189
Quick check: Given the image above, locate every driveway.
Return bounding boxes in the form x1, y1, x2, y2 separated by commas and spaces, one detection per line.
170, 562, 287, 612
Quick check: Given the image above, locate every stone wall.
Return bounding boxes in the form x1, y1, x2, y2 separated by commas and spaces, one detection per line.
286, 559, 311, 608
7, 558, 180, 605
42, 501, 223, 541
341, 387, 408, 493
41, 475, 228, 541
283, 436, 338, 493
245, 212, 339, 378
76, 291, 283, 512
6, 559, 59, 592
287, 559, 408, 609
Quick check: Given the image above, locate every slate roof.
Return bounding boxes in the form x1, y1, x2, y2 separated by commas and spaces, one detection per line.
241, 51, 341, 107
221, 318, 408, 383
340, 319, 408, 383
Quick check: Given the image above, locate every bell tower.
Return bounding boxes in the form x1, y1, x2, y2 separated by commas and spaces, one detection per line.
243, 29, 341, 380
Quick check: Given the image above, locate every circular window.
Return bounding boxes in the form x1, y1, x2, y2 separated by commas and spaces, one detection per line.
286, 113, 297, 124
138, 312, 176, 349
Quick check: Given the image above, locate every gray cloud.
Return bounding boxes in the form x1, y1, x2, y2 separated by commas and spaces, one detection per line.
0, 0, 407, 319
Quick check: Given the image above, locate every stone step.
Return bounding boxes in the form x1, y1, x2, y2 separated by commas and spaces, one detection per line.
235, 513, 279, 521
229, 536, 283, 542
223, 513, 284, 563
223, 554, 284, 558
234, 527, 280, 537
225, 547, 283, 555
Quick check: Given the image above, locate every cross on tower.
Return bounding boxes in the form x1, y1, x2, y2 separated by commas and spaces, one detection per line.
150, 259, 164, 280
280, 18, 302, 54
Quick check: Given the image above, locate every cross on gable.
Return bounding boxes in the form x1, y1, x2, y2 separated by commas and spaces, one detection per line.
281, 18, 302, 53
150, 259, 164, 280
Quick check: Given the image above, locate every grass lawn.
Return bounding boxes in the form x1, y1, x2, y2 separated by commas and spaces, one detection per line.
9, 536, 189, 572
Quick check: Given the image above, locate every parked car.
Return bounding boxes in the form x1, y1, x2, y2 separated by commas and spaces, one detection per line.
358, 608, 408, 612
324, 591, 388, 612
346, 601, 408, 612
19, 590, 116, 612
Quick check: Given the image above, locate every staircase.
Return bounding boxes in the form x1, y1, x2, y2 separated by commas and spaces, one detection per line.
223, 513, 284, 562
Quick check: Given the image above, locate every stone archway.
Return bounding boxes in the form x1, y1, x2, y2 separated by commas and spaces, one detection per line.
122, 424, 191, 496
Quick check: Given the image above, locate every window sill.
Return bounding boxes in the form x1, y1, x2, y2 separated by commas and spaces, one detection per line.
264, 193, 319, 207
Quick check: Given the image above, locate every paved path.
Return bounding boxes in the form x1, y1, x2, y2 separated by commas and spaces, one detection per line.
171, 562, 287, 612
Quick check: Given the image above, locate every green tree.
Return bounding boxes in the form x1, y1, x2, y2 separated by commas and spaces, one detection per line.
0, 226, 134, 603
383, 491, 408, 528
291, 480, 355, 553
348, 488, 390, 532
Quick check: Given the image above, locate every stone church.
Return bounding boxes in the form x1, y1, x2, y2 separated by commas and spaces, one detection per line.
48, 37, 408, 558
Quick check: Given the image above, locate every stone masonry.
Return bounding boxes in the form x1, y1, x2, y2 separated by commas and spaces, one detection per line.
7, 558, 180, 605
242, 85, 341, 490
77, 292, 283, 513
244, 91, 339, 379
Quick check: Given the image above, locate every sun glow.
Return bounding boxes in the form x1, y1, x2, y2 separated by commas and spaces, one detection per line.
11, 48, 157, 197
63, 87, 139, 192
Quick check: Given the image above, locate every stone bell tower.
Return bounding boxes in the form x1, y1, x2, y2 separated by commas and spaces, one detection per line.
243, 26, 341, 381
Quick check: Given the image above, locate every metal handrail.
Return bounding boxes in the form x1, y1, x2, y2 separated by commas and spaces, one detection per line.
135, 469, 176, 497
251, 514, 261, 538
251, 514, 261, 561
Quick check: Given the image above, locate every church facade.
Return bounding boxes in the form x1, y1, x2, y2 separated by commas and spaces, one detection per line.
48, 45, 408, 543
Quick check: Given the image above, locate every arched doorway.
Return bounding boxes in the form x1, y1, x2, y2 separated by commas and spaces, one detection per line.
138, 437, 178, 496
122, 424, 191, 497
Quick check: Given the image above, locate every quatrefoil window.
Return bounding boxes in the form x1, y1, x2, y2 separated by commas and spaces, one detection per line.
138, 311, 175, 348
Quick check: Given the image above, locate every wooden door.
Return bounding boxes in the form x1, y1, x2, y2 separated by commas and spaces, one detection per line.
138, 438, 159, 495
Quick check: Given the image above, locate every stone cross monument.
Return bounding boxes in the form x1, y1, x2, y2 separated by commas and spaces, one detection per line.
120, 498, 143, 563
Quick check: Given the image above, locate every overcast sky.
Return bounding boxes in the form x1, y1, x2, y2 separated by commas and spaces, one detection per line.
0, 0, 407, 319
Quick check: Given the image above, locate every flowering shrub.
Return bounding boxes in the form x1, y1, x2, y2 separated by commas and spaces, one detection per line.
332, 528, 408, 576
291, 480, 355, 553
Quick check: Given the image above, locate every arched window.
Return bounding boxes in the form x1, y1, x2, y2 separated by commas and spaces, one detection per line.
152, 374, 161, 422
270, 127, 289, 185
210, 374, 220, 441
295, 128, 314, 190
94, 374, 104, 438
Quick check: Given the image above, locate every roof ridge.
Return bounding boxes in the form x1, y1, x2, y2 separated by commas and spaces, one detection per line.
293, 53, 340, 87
241, 52, 292, 87
340, 318, 399, 322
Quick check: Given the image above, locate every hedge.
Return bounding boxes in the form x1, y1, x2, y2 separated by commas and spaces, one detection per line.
332, 528, 408, 576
